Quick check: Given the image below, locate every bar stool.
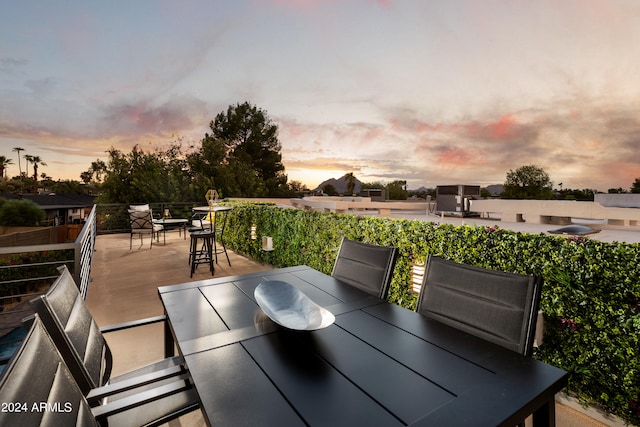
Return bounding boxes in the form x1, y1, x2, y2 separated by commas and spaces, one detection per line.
187, 212, 207, 264
189, 230, 214, 277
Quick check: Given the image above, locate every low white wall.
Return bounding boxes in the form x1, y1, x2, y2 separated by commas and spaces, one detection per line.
469, 199, 640, 225
595, 193, 640, 208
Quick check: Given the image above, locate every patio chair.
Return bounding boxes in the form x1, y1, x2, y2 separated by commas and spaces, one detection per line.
188, 211, 209, 232
0, 316, 195, 427
129, 204, 151, 212
29, 266, 199, 423
331, 237, 398, 300
416, 255, 542, 356
129, 209, 163, 249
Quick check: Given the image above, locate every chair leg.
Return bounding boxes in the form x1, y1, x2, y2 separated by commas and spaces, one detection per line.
207, 237, 214, 274
190, 234, 214, 277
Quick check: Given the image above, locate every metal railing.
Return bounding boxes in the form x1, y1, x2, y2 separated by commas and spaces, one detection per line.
96, 202, 200, 234
0, 205, 97, 337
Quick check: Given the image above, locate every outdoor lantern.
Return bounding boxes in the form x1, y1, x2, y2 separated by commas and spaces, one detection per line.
262, 236, 273, 251
411, 263, 425, 294
205, 189, 219, 207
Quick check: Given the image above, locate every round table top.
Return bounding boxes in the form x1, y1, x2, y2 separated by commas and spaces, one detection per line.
192, 205, 233, 212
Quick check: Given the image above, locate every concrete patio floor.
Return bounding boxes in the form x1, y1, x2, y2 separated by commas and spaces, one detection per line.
86, 230, 622, 427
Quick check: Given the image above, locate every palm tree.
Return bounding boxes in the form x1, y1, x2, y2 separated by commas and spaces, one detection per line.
30, 155, 46, 180
30, 155, 46, 192
23, 154, 33, 179
12, 147, 24, 176
0, 155, 13, 178
345, 172, 356, 195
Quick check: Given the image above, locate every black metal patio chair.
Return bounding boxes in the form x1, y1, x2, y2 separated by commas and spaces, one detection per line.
129, 209, 163, 249
416, 255, 542, 356
331, 237, 398, 300
29, 265, 199, 425
0, 315, 195, 427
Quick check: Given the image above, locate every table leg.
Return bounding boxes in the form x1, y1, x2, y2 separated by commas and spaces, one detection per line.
532, 399, 556, 427
164, 314, 175, 358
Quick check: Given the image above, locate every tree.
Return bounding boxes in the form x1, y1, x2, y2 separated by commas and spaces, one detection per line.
80, 171, 92, 184
98, 144, 196, 204
557, 188, 596, 201
387, 180, 408, 200
31, 155, 45, 178
345, 172, 356, 195
322, 184, 338, 196
30, 155, 46, 191
287, 180, 308, 193
0, 199, 45, 226
205, 102, 287, 197
608, 187, 627, 194
502, 165, 554, 199
50, 180, 84, 194
361, 181, 386, 190
631, 178, 640, 194
12, 147, 24, 176
23, 154, 33, 180
0, 156, 13, 178
97, 103, 292, 202
89, 160, 107, 182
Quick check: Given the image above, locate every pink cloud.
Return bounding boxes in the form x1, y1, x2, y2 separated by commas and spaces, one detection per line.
459, 114, 540, 144
99, 96, 207, 137
432, 146, 474, 167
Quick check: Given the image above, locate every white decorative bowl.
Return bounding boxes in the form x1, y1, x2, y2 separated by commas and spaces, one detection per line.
254, 281, 335, 330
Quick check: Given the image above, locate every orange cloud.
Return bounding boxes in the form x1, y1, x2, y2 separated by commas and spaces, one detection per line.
434, 146, 474, 167
461, 114, 536, 142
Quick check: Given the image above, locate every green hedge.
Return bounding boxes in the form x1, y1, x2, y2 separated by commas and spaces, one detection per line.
221, 203, 640, 424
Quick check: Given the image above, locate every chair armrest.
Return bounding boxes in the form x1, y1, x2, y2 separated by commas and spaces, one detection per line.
21, 314, 36, 328
100, 315, 166, 334
91, 374, 195, 420
86, 363, 187, 404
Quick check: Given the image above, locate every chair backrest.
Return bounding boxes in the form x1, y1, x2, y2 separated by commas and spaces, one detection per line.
331, 237, 398, 299
129, 209, 154, 231
416, 255, 542, 356
30, 265, 111, 394
214, 208, 229, 234
129, 204, 150, 211
190, 211, 212, 229
0, 316, 98, 427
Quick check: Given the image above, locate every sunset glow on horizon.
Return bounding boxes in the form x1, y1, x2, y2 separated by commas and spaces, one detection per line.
1, 0, 639, 191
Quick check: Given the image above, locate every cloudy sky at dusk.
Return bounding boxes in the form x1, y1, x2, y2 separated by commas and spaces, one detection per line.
1, 0, 639, 191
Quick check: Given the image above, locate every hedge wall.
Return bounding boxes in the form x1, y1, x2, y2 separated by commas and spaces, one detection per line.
221, 203, 640, 424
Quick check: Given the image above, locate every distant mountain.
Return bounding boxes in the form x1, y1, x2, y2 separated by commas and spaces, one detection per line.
314, 174, 363, 195
484, 184, 504, 196
411, 186, 431, 193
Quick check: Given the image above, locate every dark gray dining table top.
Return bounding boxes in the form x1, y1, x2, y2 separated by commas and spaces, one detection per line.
158, 265, 568, 427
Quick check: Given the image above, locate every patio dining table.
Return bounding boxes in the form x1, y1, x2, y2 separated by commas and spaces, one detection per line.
152, 217, 188, 243
158, 265, 568, 427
